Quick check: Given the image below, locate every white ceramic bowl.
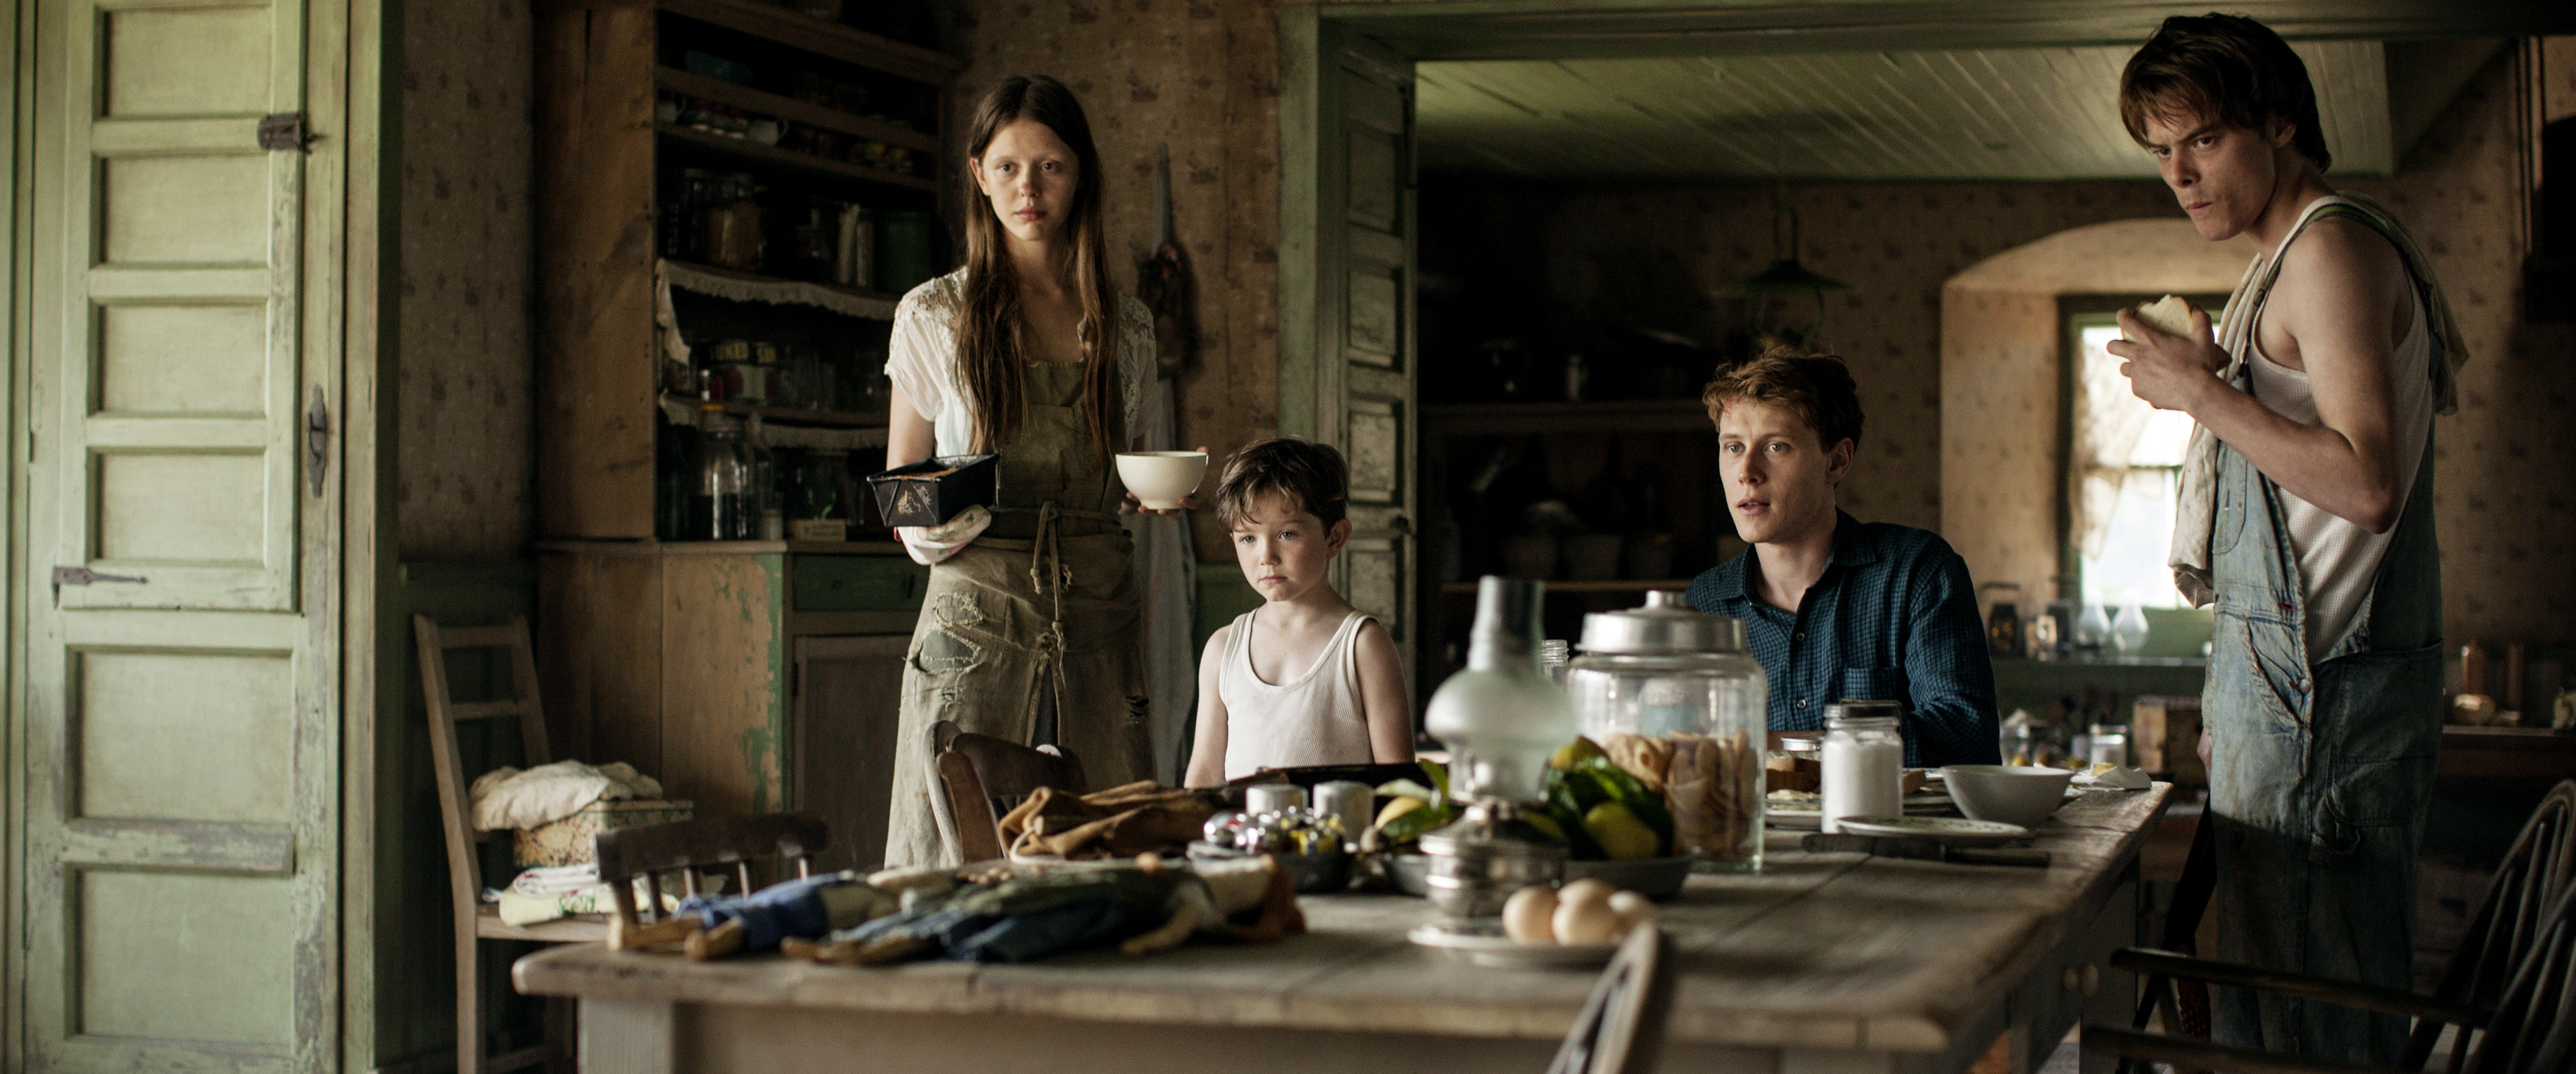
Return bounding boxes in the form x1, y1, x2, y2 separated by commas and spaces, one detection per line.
1116, 451, 1209, 510
1940, 765, 2074, 828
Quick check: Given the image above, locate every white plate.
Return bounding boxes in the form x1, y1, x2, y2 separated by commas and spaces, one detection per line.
1408, 919, 1618, 969
1830, 816, 2030, 846
1765, 793, 1957, 829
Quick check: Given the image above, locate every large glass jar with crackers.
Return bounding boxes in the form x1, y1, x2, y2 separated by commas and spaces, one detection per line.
1565, 590, 1768, 871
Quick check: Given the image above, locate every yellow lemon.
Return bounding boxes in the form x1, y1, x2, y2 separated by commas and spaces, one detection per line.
1552, 736, 1607, 771
1375, 796, 1426, 830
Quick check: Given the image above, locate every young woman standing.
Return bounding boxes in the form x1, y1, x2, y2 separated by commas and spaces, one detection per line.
878, 76, 1180, 867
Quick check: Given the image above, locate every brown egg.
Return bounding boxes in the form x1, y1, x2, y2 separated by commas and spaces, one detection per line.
1503, 885, 1559, 943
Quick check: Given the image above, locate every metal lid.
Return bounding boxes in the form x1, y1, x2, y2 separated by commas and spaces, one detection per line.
1826, 699, 1902, 728
1577, 590, 1746, 654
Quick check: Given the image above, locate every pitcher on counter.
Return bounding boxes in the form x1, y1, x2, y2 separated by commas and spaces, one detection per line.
878, 75, 1189, 868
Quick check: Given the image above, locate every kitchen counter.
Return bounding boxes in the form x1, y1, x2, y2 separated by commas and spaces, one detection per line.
514, 785, 2171, 1074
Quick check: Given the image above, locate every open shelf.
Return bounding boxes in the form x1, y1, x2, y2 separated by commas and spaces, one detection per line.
659, 122, 938, 193
661, 259, 902, 319
663, 392, 888, 430
1421, 399, 1711, 435
657, 66, 939, 153
657, 0, 961, 85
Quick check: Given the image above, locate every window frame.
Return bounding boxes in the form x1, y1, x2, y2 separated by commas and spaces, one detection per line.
2056, 293, 2228, 608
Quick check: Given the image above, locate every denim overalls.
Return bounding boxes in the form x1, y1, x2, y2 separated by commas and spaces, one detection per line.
2204, 206, 2446, 1065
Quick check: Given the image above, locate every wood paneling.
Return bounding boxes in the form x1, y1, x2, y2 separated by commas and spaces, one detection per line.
1415, 42, 2392, 183
657, 553, 788, 819
536, 5, 659, 539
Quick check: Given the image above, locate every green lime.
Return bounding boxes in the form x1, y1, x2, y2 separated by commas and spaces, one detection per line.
1583, 802, 1660, 860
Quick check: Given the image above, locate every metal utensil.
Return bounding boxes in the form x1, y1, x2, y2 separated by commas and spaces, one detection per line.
1801, 833, 2051, 868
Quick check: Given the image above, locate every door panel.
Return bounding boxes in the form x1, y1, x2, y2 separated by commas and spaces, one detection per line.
792, 634, 908, 874
59, 0, 305, 613
1320, 33, 1417, 692
25, 0, 339, 1069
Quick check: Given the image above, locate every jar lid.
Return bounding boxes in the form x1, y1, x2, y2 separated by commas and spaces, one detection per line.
1825, 699, 1902, 727
1577, 590, 1746, 654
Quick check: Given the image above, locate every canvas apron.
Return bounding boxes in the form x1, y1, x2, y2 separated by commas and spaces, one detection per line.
2203, 206, 2445, 1065
881, 359, 1154, 869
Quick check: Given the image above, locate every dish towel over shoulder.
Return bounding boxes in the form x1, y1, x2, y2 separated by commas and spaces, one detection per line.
2166, 193, 2468, 607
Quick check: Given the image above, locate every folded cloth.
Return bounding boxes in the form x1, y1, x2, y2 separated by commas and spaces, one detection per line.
497, 879, 682, 927
469, 760, 663, 830
510, 862, 602, 897
2168, 193, 2468, 607
896, 504, 992, 565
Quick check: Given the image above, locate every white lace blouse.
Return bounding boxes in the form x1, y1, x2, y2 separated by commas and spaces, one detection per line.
882, 267, 1158, 456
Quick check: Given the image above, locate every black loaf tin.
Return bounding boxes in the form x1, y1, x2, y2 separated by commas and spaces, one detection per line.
866, 453, 998, 527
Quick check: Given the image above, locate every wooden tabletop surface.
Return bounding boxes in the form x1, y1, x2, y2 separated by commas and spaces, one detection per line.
515, 784, 2171, 1055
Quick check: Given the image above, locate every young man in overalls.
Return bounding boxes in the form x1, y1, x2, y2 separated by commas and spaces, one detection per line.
2109, 14, 2466, 1065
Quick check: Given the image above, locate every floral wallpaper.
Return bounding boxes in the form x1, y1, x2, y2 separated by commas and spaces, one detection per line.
399, 0, 535, 559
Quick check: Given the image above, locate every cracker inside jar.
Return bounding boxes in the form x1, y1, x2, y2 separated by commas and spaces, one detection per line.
1604, 730, 1761, 862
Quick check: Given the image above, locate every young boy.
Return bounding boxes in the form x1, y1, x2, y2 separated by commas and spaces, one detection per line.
1183, 439, 1413, 789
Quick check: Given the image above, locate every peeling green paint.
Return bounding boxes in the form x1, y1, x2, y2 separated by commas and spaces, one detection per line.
735, 723, 777, 816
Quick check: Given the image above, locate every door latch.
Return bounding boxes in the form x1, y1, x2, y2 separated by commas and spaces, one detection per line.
307, 387, 330, 498
53, 566, 146, 603
257, 113, 311, 152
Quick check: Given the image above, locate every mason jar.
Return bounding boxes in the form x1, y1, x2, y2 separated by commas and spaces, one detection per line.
1565, 591, 1768, 871
1821, 701, 1905, 834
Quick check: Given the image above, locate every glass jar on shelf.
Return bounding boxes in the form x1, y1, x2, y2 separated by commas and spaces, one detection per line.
1564, 590, 1767, 871
689, 408, 754, 541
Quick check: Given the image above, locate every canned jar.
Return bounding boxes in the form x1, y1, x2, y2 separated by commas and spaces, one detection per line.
1565, 591, 1768, 870
1821, 701, 1904, 834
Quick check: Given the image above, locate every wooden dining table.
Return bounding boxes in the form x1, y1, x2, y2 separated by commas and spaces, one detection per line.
514, 784, 2171, 1074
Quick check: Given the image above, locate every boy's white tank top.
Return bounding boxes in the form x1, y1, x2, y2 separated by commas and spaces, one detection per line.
1219, 609, 1376, 781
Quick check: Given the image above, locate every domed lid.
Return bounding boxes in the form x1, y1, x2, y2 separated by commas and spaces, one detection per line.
1578, 590, 1746, 655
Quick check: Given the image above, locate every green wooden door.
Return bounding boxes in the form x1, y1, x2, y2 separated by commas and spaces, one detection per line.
1283, 21, 1419, 693
24, 0, 343, 1069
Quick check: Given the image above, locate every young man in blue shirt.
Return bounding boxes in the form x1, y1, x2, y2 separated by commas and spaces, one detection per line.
1684, 347, 2000, 767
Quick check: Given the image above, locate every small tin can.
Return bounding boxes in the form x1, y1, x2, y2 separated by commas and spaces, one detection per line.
1310, 781, 1373, 848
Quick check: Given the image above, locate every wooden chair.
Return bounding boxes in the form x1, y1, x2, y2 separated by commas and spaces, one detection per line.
1546, 924, 1676, 1074
593, 812, 829, 958
929, 719, 1086, 862
2088, 779, 2576, 1074
419, 613, 601, 1074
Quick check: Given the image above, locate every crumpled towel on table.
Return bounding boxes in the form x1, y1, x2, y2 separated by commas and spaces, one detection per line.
469, 760, 662, 830
490, 864, 688, 927
995, 781, 1217, 859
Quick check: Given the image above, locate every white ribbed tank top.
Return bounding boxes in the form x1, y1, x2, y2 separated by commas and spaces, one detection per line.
1218, 609, 1376, 781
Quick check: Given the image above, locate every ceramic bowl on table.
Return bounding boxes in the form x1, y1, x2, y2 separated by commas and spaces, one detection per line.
1940, 765, 2075, 828
1188, 841, 1350, 893
1115, 451, 1209, 510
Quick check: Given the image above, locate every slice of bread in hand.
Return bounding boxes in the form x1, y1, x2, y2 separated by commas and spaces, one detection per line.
2128, 295, 2195, 341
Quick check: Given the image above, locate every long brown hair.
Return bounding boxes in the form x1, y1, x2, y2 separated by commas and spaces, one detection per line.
955, 75, 1122, 460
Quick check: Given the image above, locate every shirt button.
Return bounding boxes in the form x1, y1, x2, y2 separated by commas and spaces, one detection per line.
1794, 631, 1806, 642
1796, 699, 1809, 709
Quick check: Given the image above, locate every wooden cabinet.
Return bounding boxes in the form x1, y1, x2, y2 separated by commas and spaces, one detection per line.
538, 544, 926, 867
533, 0, 957, 858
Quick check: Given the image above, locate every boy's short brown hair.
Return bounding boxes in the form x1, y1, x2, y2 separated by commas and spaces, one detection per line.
1702, 346, 1865, 450
2119, 13, 2330, 171
1213, 438, 1349, 529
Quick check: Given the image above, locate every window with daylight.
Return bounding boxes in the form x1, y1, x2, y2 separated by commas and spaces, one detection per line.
2063, 299, 2222, 610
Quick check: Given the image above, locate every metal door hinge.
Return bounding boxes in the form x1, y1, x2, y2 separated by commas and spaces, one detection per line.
307, 387, 330, 498
258, 113, 312, 152
53, 566, 146, 603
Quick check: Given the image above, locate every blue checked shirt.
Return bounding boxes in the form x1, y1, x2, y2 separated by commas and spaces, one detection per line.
1685, 512, 2002, 768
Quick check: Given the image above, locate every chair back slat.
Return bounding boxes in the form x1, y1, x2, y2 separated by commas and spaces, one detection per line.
593, 812, 832, 926
928, 720, 1083, 863
1545, 925, 1674, 1074
2405, 781, 2576, 1070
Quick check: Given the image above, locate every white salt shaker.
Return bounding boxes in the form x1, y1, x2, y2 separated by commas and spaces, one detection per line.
1821, 701, 1904, 834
